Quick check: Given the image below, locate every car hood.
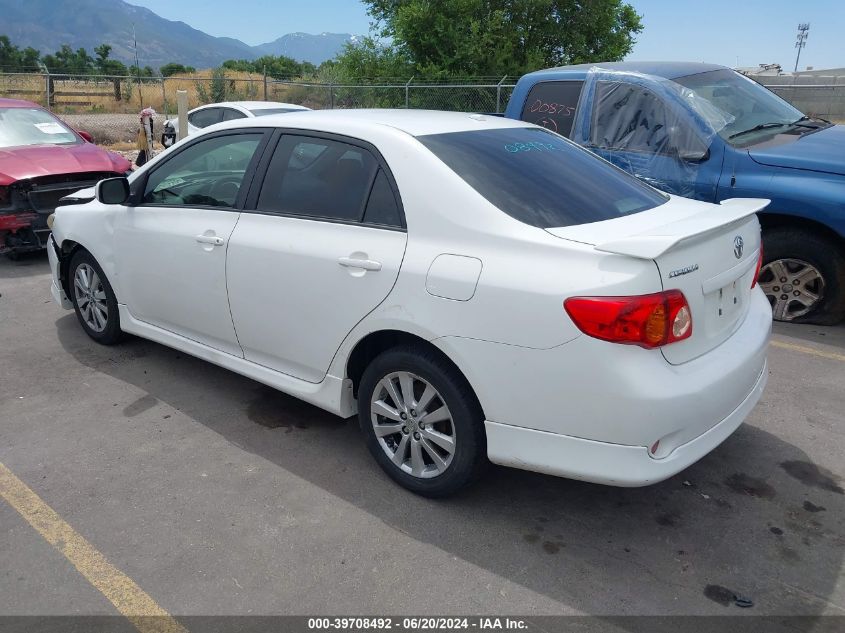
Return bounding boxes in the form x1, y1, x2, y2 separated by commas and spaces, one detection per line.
0, 143, 130, 185
748, 124, 845, 176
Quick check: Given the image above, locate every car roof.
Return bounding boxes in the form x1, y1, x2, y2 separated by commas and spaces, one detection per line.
208, 108, 533, 137
522, 61, 728, 81
0, 98, 43, 109
236, 101, 309, 111
196, 101, 309, 111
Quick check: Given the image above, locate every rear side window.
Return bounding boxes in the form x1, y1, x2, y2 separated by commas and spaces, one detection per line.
520, 81, 583, 137
362, 169, 402, 228
188, 108, 222, 128
221, 108, 247, 121
257, 135, 378, 222
417, 127, 667, 229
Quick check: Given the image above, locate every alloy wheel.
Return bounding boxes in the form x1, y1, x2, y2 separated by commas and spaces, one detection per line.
73, 263, 109, 332
370, 371, 456, 479
759, 258, 825, 321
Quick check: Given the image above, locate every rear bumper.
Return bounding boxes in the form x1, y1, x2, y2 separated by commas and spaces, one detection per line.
437, 287, 772, 486
485, 359, 767, 486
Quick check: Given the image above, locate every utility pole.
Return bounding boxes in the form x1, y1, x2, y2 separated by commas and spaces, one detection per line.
133, 23, 143, 106
794, 23, 809, 73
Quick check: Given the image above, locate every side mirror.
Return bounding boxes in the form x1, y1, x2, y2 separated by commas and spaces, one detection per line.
679, 146, 710, 163
96, 177, 130, 205
77, 130, 94, 143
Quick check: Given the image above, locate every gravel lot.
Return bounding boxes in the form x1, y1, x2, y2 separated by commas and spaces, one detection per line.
0, 253, 843, 626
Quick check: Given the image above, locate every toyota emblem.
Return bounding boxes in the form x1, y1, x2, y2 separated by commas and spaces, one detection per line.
734, 235, 744, 259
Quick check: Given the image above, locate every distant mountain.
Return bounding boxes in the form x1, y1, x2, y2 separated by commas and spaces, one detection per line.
0, 0, 360, 70
254, 33, 362, 65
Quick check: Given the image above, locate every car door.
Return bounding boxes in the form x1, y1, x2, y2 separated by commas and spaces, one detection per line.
226, 132, 408, 383
579, 79, 723, 201
114, 130, 269, 356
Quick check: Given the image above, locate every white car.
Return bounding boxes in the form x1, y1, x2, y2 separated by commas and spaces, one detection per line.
161, 101, 310, 147
48, 110, 771, 496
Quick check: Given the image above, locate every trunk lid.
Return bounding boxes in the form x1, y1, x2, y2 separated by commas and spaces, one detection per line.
547, 197, 767, 364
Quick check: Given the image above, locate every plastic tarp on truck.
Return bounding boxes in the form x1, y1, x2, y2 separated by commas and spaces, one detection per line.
571, 67, 734, 198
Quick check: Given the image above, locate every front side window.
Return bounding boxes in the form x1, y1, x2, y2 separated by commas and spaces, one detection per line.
417, 127, 667, 229
142, 133, 263, 208
188, 108, 222, 128
673, 69, 805, 145
0, 107, 79, 149
520, 81, 584, 138
591, 82, 673, 152
257, 135, 378, 222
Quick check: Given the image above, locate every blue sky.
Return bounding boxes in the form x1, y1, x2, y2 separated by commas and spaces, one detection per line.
133, 0, 843, 70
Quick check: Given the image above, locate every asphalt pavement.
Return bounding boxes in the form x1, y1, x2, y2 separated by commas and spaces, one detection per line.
1, 252, 843, 625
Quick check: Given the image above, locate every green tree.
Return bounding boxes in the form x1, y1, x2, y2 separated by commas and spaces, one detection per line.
336, 0, 643, 79
160, 63, 196, 77
43, 44, 95, 75
221, 55, 315, 79
93, 44, 128, 76
0, 35, 41, 72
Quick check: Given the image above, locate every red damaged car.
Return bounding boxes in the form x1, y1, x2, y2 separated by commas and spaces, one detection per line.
0, 98, 131, 255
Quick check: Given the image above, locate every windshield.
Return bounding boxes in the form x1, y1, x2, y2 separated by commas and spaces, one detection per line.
0, 107, 80, 149
417, 127, 667, 229
249, 108, 304, 116
673, 69, 803, 145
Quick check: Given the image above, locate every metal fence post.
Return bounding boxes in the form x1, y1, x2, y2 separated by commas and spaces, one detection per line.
330, 82, 335, 109
263, 66, 268, 101
160, 77, 167, 116
405, 76, 414, 108
496, 75, 507, 113
44, 72, 51, 109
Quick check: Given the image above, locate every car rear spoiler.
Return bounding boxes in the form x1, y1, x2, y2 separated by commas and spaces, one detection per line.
593, 198, 770, 260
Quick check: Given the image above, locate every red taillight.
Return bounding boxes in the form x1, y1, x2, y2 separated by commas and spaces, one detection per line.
751, 246, 763, 289
564, 290, 692, 349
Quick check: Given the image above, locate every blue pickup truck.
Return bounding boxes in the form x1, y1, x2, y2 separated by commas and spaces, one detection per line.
505, 62, 845, 324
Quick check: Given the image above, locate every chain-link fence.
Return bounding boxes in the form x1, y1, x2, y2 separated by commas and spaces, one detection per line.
268, 79, 515, 113
754, 75, 845, 119
0, 72, 268, 115
3, 70, 844, 146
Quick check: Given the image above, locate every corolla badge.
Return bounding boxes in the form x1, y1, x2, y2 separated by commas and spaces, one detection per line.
734, 236, 744, 259
668, 264, 699, 278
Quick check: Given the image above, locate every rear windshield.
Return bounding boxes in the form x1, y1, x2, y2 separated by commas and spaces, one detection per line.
249, 108, 303, 116
417, 127, 667, 228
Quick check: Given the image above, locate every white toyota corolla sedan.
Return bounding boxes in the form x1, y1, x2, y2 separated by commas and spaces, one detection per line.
48, 110, 771, 496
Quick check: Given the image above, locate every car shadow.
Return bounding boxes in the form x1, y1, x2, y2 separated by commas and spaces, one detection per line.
0, 251, 49, 279
773, 321, 845, 350
56, 314, 844, 621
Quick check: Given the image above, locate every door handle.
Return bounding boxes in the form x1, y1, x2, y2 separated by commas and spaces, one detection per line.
195, 234, 224, 246
337, 256, 382, 271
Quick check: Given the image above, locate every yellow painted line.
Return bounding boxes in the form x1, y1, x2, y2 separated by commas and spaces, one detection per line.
771, 339, 845, 363
0, 461, 188, 633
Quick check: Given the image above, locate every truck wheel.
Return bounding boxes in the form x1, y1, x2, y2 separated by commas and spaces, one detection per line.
68, 250, 124, 344
759, 228, 845, 325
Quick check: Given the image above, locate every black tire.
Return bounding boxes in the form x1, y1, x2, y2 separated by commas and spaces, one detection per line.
68, 249, 124, 345
358, 345, 487, 497
760, 228, 845, 325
